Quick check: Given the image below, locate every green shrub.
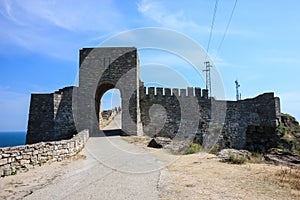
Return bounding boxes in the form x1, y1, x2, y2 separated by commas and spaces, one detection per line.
277, 125, 287, 135
251, 151, 260, 158
293, 149, 300, 157
183, 143, 201, 155
29, 161, 35, 166
209, 147, 220, 155
226, 152, 247, 164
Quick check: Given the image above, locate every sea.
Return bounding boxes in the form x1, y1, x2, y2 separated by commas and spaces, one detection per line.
0, 132, 27, 148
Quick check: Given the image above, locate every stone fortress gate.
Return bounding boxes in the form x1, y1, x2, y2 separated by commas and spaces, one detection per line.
27, 47, 281, 152
27, 47, 141, 143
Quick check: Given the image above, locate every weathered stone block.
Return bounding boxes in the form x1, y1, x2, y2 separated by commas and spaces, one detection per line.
22, 155, 31, 160
33, 150, 39, 155
20, 159, 30, 165
0, 158, 8, 166
2, 153, 10, 158
15, 156, 22, 160
7, 157, 15, 163
31, 155, 37, 162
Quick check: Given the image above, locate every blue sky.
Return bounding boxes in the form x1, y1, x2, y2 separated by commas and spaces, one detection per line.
0, 0, 299, 131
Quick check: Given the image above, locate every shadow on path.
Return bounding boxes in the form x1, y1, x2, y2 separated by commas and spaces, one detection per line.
90, 129, 129, 137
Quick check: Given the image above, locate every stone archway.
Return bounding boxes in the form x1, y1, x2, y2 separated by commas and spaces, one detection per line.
95, 82, 116, 126
75, 47, 142, 136
95, 83, 122, 130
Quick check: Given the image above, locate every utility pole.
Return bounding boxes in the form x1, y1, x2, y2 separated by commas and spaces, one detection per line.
235, 80, 240, 101
203, 61, 212, 97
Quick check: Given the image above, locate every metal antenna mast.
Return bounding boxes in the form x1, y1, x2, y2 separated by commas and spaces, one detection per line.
235, 80, 240, 101
203, 61, 212, 97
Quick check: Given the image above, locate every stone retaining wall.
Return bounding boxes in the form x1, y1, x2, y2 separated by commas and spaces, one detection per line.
0, 129, 89, 177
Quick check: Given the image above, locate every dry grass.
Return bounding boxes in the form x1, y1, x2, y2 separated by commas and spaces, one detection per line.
158, 153, 300, 200
248, 152, 265, 164
274, 167, 300, 190
121, 136, 300, 199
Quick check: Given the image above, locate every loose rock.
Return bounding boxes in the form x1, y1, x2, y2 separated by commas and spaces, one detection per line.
147, 137, 172, 148
264, 148, 300, 166
217, 149, 251, 160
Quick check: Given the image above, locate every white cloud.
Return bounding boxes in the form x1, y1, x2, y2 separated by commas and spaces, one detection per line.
136, 0, 256, 38
137, 0, 200, 30
210, 53, 233, 68
0, 0, 122, 32
0, 0, 124, 59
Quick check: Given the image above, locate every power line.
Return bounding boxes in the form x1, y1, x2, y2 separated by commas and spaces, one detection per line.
203, 0, 219, 97
217, 0, 238, 53
203, 0, 238, 97
206, 0, 219, 55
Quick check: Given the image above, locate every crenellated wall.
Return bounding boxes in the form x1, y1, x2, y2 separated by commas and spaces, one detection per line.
139, 86, 210, 139
139, 85, 281, 151
26, 47, 281, 152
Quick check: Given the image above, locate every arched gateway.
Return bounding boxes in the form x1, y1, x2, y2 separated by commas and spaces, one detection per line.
27, 47, 143, 143
76, 47, 142, 136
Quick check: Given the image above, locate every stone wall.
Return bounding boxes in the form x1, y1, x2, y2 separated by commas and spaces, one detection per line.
26, 47, 281, 152
139, 86, 209, 140
139, 85, 281, 150
220, 93, 281, 151
26, 86, 77, 144
0, 130, 89, 177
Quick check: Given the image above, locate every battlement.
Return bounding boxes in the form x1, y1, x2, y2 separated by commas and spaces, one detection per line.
54, 86, 75, 94
142, 86, 209, 99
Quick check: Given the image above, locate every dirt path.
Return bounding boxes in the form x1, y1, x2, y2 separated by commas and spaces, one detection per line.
102, 112, 121, 130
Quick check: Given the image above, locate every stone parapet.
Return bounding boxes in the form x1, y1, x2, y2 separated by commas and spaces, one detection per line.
143, 87, 208, 98
0, 129, 89, 177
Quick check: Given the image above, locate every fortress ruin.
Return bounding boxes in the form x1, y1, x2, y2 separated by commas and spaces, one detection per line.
26, 47, 281, 151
